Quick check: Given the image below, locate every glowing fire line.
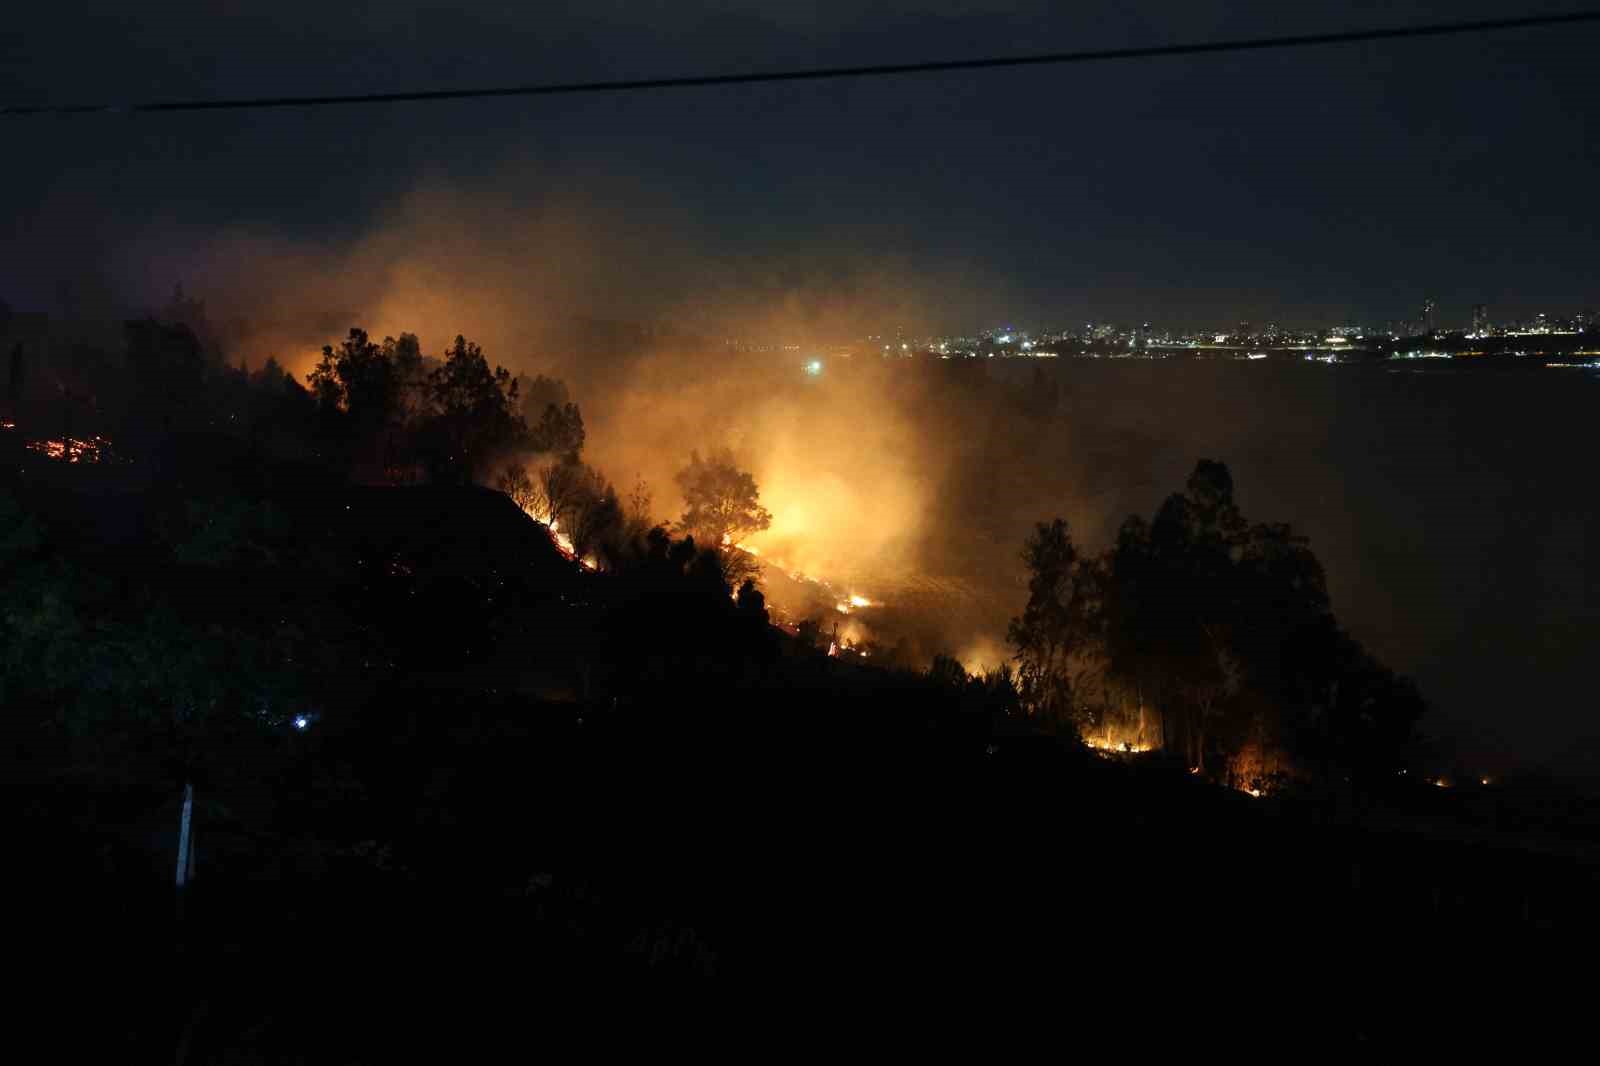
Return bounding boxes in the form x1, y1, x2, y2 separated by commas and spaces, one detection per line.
23, 435, 114, 464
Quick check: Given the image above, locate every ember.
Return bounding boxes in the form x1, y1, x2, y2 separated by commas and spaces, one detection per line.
25, 435, 114, 463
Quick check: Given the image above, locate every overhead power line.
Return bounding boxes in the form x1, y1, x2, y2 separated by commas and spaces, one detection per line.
4, 10, 1598, 117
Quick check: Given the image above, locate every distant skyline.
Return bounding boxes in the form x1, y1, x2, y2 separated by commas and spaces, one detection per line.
904, 299, 1596, 339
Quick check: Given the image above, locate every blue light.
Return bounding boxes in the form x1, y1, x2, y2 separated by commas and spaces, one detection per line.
293, 715, 309, 730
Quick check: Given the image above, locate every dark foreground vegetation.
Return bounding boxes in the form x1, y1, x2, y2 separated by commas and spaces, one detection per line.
5, 315, 1596, 1056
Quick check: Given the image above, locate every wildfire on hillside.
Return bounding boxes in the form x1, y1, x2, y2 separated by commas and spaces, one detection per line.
722, 542, 895, 661
1083, 735, 1155, 755
507, 502, 599, 571
25, 435, 115, 463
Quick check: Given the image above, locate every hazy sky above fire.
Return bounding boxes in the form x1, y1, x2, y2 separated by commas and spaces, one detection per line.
2, 1, 1596, 331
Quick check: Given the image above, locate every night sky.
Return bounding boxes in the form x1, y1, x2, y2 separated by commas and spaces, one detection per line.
3, 1, 1596, 332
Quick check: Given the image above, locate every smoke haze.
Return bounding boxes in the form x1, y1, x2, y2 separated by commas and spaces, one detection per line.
19, 160, 1600, 773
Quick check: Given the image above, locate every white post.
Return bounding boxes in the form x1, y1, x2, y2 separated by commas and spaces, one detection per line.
175, 782, 193, 888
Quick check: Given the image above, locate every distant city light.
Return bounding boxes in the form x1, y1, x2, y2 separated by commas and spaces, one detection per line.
804, 359, 823, 376
293, 715, 310, 730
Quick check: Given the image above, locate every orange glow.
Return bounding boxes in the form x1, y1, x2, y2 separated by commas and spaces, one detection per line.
505, 495, 599, 570
25, 436, 111, 463
1083, 731, 1154, 755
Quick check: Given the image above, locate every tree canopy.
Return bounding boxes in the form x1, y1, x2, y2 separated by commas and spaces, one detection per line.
674, 448, 772, 549
1007, 519, 1101, 731
1015, 460, 1424, 785
418, 335, 527, 484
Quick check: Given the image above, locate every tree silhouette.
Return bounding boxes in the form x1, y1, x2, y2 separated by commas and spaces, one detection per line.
1087, 458, 1423, 778
536, 458, 593, 528
929, 654, 969, 689
419, 335, 527, 484
735, 579, 768, 625
622, 476, 657, 542
529, 401, 585, 461
1099, 462, 1251, 766
674, 448, 772, 549
517, 374, 570, 426
497, 462, 539, 516
566, 475, 624, 560
1008, 518, 1102, 731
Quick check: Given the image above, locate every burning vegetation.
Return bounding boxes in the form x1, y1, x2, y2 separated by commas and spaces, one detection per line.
25, 435, 115, 463
0, 304, 1426, 805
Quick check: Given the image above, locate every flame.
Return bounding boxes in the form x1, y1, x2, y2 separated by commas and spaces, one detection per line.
24, 435, 111, 463
506, 496, 600, 571
1083, 734, 1154, 755
831, 593, 879, 615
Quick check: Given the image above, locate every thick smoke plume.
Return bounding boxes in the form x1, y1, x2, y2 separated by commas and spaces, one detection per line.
104, 169, 1044, 662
